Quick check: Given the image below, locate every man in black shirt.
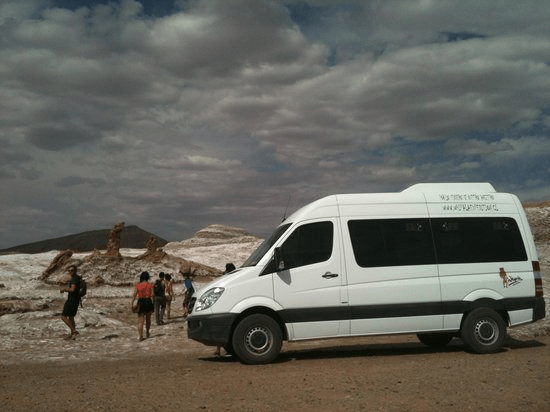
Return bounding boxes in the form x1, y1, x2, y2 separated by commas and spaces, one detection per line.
60, 265, 81, 340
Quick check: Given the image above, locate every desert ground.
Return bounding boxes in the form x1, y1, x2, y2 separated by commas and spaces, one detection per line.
2, 294, 550, 412
2, 308, 550, 411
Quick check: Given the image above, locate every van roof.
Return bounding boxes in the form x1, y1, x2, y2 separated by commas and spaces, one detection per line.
283, 182, 500, 224
403, 182, 496, 193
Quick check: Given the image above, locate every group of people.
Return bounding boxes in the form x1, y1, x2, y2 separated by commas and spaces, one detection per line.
130, 271, 195, 341
59, 263, 234, 344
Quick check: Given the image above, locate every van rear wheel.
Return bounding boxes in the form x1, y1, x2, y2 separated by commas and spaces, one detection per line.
461, 308, 506, 353
232, 314, 282, 365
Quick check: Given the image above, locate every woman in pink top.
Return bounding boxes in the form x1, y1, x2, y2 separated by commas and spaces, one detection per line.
131, 271, 154, 341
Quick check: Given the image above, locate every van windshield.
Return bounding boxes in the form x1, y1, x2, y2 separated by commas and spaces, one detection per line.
242, 223, 292, 267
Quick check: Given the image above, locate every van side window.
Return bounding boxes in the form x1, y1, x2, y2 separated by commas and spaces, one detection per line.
432, 217, 527, 264
348, 219, 435, 268
281, 221, 334, 269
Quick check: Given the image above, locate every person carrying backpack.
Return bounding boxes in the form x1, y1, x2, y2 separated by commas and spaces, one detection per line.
60, 265, 81, 340
153, 272, 166, 325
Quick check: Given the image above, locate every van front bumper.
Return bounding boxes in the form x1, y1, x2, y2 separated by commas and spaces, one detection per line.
187, 313, 238, 347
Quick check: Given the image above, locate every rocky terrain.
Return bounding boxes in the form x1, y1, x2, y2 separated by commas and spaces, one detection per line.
0, 223, 261, 317
525, 201, 550, 244
39, 223, 262, 288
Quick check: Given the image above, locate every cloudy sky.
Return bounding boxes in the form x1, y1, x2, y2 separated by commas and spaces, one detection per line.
1, 0, 549, 249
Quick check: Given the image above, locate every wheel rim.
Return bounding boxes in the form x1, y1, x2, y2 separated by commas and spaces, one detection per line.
245, 326, 273, 354
474, 318, 499, 345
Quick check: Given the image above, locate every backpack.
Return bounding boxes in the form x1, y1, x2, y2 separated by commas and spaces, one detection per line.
78, 276, 87, 308
154, 280, 164, 296
79, 276, 87, 298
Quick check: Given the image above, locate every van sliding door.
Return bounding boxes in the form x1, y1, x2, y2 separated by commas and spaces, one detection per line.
343, 218, 443, 335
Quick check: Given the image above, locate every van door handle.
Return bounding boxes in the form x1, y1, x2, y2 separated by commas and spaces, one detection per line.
322, 272, 339, 279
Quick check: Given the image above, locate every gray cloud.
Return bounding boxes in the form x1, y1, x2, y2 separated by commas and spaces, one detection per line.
26, 125, 100, 151
55, 176, 106, 188
0, 0, 549, 249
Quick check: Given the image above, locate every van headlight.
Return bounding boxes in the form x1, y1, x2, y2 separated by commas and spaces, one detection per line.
194, 287, 225, 311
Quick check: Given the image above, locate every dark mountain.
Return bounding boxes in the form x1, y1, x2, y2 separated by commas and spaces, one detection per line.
0, 225, 169, 254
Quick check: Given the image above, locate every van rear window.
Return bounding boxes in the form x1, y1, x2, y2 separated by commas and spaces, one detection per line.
348, 217, 527, 268
432, 217, 527, 264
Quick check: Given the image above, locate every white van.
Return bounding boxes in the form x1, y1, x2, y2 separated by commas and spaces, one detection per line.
187, 183, 546, 364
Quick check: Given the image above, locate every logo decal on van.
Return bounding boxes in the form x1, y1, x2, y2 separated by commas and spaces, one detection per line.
442, 203, 499, 212
499, 268, 509, 288
499, 268, 523, 288
439, 193, 495, 202
439, 192, 499, 213
508, 276, 523, 287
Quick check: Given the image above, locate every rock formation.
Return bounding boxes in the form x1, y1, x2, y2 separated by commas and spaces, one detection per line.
40, 249, 74, 281
105, 222, 124, 260
39, 224, 256, 287
138, 235, 167, 262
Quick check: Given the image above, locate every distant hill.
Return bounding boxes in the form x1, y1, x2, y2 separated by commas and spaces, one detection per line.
0, 225, 168, 254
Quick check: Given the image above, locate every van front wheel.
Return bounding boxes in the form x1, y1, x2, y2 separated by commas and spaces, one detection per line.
461, 308, 506, 353
232, 314, 282, 364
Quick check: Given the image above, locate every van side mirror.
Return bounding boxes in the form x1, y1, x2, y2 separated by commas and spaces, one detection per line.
274, 247, 286, 271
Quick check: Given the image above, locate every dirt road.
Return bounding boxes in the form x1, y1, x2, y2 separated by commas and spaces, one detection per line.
2, 332, 550, 411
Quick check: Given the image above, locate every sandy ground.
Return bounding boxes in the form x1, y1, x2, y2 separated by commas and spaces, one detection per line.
1, 295, 550, 411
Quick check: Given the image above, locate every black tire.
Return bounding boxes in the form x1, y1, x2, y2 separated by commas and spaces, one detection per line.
461, 308, 506, 353
232, 314, 282, 365
417, 332, 455, 348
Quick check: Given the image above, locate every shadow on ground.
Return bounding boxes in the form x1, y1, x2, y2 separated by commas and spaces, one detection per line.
199, 335, 547, 364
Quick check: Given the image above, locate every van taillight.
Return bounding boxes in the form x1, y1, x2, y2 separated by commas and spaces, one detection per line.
533, 261, 544, 297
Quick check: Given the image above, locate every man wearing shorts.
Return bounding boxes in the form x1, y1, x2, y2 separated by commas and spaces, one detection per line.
60, 265, 81, 340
